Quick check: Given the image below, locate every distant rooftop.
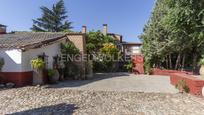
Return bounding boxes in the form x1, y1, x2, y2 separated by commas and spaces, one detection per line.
122, 42, 142, 45
0, 24, 6, 27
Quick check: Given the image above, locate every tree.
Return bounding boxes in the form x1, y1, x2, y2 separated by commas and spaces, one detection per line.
60, 42, 79, 62
31, 0, 72, 32
140, 0, 171, 72
97, 43, 121, 72
86, 30, 115, 55
86, 31, 118, 72
162, 0, 204, 73
60, 42, 80, 79
140, 0, 204, 73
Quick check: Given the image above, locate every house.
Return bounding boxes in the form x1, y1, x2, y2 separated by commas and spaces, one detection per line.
102, 24, 123, 43
100, 24, 142, 56
0, 29, 86, 86
0, 24, 7, 34
101, 24, 123, 51
122, 42, 142, 56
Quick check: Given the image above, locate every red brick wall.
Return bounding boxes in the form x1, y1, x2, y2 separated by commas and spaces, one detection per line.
150, 68, 193, 76
0, 71, 33, 87
132, 55, 144, 74
170, 73, 204, 96
150, 68, 204, 96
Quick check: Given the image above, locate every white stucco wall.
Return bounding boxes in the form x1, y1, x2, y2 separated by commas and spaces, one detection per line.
0, 49, 22, 72
132, 46, 141, 54
0, 40, 65, 72
22, 42, 63, 72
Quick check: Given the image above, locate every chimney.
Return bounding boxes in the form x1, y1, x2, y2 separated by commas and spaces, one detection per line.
103, 24, 108, 35
0, 25, 6, 34
82, 26, 87, 34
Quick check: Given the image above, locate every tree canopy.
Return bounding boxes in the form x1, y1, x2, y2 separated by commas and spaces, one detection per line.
140, 0, 204, 73
31, 0, 72, 32
86, 30, 115, 55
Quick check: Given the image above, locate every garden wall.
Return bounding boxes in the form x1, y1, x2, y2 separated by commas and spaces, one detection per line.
150, 68, 193, 76
0, 71, 32, 87
170, 73, 204, 96
151, 68, 204, 96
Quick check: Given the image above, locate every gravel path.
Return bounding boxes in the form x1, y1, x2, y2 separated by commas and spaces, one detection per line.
0, 87, 204, 115
47, 73, 178, 94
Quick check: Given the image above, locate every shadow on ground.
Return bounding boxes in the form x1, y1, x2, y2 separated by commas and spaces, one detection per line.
9, 103, 78, 115
46, 72, 130, 88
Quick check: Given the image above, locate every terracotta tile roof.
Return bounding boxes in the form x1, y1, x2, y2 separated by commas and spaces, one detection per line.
0, 32, 67, 49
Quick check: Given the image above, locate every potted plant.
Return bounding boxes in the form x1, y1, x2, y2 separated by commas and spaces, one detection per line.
48, 69, 59, 84
30, 58, 45, 85
199, 56, 204, 76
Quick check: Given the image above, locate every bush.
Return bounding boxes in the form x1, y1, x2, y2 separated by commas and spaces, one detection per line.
92, 43, 121, 73
30, 58, 45, 70
60, 42, 80, 62
93, 61, 107, 73
64, 62, 80, 79
0, 58, 4, 71
124, 61, 133, 72
199, 55, 204, 65
175, 80, 189, 93
48, 69, 56, 77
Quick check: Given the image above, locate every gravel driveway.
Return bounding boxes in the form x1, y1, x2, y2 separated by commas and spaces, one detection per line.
1, 73, 204, 115
47, 73, 179, 94
1, 87, 204, 115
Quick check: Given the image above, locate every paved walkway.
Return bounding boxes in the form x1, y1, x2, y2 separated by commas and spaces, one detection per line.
47, 73, 179, 94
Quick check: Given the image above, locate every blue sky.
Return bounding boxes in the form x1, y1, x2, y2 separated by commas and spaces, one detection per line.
0, 0, 155, 42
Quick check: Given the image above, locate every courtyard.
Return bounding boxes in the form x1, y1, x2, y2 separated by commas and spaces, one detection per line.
46, 73, 178, 94
1, 73, 204, 115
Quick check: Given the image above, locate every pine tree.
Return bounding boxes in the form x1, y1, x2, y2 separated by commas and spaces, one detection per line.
31, 0, 72, 32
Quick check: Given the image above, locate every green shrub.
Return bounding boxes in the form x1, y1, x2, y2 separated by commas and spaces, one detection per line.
48, 69, 56, 77
60, 42, 80, 62
30, 58, 45, 70
0, 58, 4, 71
183, 85, 190, 93
64, 62, 80, 78
124, 61, 133, 72
93, 61, 107, 73
199, 55, 204, 65
175, 80, 189, 93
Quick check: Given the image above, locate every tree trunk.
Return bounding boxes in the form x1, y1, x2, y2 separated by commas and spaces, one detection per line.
165, 56, 169, 69
175, 53, 181, 70
181, 54, 186, 71
169, 54, 172, 69
192, 53, 198, 74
